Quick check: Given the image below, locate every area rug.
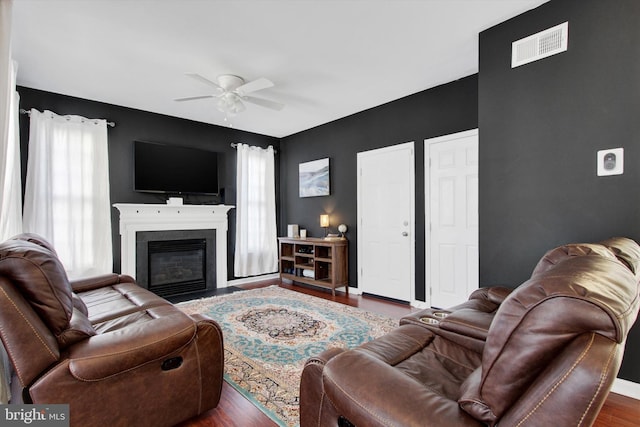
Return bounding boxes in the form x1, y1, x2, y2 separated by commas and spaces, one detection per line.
177, 285, 397, 427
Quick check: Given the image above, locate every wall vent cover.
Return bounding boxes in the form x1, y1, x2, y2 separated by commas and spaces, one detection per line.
512, 22, 568, 68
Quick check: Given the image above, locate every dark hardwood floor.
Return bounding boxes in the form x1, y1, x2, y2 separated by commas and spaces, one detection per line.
177, 280, 640, 427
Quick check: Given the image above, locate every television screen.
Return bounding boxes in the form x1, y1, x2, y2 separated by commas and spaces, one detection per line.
134, 140, 219, 195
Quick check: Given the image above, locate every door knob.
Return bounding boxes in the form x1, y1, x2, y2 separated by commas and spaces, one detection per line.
402, 232, 408, 236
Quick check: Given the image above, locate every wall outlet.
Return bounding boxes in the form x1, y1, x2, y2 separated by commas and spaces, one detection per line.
597, 148, 623, 176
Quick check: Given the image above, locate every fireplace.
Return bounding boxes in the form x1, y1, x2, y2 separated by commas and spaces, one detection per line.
114, 204, 234, 290
136, 229, 216, 298
148, 239, 206, 296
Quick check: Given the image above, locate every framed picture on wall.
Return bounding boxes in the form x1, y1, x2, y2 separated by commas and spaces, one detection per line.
299, 158, 330, 197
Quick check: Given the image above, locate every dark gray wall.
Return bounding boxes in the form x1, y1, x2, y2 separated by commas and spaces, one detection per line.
280, 75, 479, 300
479, 0, 640, 382
15, 0, 640, 384
17, 86, 280, 280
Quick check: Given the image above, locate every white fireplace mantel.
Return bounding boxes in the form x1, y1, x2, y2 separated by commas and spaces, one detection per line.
113, 203, 235, 288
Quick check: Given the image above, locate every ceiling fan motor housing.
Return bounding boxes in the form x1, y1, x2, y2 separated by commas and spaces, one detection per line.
218, 75, 245, 92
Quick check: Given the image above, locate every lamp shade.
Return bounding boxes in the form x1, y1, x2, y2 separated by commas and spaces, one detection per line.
320, 214, 330, 228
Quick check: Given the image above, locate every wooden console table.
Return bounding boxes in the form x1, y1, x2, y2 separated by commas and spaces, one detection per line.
278, 237, 348, 296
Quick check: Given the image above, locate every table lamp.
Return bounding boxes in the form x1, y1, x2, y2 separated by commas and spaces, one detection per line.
320, 214, 329, 236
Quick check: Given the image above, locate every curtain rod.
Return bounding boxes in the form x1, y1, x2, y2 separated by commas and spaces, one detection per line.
19, 108, 116, 128
230, 142, 277, 153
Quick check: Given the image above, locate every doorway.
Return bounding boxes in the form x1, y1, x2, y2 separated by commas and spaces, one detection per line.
425, 129, 478, 308
357, 142, 414, 302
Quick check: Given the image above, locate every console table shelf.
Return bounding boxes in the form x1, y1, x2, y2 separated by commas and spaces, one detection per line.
278, 237, 348, 296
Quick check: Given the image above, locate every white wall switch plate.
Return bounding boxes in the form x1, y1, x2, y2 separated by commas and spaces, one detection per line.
597, 148, 624, 176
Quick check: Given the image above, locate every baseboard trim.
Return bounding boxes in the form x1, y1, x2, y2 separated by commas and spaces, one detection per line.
226, 273, 280, 287
412, 300, 429, 309
612, 378, 640, 400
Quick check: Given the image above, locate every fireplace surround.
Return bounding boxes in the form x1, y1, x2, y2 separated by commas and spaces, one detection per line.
114, 204, 234, 291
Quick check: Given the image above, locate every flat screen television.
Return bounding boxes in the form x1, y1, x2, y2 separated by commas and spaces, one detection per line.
134, 140, 219, 195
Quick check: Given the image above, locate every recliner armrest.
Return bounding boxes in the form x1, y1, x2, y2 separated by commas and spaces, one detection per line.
468, 286, 513, 305
67, 308, 196, 381
439, 309, 494, 341
486, 286, 513, 305
70, 273, 136, 292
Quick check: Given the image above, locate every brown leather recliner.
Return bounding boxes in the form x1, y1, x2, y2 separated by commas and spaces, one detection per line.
0, 233, 224, 427
300, 237, 640, 426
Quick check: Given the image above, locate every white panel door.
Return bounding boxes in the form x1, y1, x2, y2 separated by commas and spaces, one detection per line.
426, 130, 478, 308
357, 142, 414, 302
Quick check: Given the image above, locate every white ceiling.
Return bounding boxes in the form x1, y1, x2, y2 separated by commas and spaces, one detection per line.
11, 0, 548, 138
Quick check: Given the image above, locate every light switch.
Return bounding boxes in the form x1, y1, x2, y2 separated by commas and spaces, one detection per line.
597, 148, 623, 176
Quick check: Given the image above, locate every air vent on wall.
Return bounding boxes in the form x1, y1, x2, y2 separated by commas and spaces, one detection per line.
512, 22, 568, 68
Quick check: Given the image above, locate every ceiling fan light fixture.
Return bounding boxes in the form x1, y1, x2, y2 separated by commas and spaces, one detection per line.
230, 94, 245, 114
217, 93, 245, 115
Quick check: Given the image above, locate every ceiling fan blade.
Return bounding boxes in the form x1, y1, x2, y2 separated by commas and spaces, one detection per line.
243, 95, 285, 111
174, 95, 215, 102
235, 77, 274, 95
185, 73, 223, 92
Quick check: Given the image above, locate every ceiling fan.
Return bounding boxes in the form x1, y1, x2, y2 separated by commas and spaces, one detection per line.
175, 73, 285, 116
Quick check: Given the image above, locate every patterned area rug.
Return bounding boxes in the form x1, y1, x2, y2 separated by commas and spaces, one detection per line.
177, 285, 397, 427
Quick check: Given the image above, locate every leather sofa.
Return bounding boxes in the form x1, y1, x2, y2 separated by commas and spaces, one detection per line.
0, 233, 224, 427
300, 237, 640, 426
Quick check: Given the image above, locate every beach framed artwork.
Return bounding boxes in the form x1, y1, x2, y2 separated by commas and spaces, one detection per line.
299, 158, 330, 197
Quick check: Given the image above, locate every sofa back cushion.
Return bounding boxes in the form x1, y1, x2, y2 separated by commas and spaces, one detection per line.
600, 237, 640, 278
458, 241, 640, 424
530, 242, 616, 275
0, 236, 94, 349
12, 232, 59, 257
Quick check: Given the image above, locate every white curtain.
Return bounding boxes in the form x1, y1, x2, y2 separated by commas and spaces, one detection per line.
23, 109, 113, 279
0, 62, 21, 242
234, 143, 278, 277
0, 0, 16, 404
0, 0, 22, 243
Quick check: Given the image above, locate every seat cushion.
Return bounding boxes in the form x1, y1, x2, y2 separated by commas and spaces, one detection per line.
78, 282, 170, 324
319, 325, 483, 426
